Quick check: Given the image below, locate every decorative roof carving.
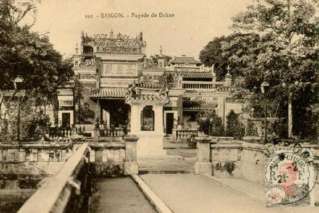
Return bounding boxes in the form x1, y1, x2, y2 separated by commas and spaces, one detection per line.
81, 31, 146, 55
125, 81, 169, 105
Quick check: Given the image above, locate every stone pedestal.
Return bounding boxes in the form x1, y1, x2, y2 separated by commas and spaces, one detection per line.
194, 136, 212, 175
124, 135, 139, 175
95, 148, 103, 162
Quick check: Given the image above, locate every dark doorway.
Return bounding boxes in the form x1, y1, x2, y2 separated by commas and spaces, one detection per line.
166, 113, 174, 134
62, 112, 71, 127
141, 106, 154, 131
99, 99, 130, 128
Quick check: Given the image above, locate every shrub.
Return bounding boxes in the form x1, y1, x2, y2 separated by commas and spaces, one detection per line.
197, 110, 224, 136
226, 110, 245, 139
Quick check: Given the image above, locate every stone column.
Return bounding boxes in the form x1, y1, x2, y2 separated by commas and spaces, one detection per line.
130, 104, 141, 134
217, 96, 226, 126
124, 135, 139, 175
177, 95, 183, 125
194, 136, 212, 175
172, 111, 178, 140
93, 99, 101, 139
154, 105, 164, 135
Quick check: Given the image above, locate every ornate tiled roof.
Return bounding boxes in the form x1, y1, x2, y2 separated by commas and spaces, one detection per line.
126, 94, 169, 105
95, 53, 145, 61
90, 88, 127, 98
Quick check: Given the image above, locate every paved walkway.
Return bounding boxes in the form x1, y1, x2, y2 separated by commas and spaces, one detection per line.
137, 134, 167, 158
90, 177, 156, 213
138, 156, 195, 173
141, 174, 319, 213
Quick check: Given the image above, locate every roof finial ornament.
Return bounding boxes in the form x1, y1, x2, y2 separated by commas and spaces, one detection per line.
226, 65, 232, 78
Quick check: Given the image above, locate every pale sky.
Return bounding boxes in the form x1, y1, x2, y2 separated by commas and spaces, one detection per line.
32, 0, 253, 59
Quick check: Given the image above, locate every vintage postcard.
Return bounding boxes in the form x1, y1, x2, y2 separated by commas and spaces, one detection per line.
0, 0, 318, 212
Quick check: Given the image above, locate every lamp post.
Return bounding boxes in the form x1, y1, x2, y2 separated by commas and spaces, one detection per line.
261, 81, 270, 143
13, 76, 24, 143
282, 81, 296, 138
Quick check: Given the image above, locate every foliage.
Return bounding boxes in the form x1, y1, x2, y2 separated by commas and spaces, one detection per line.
200, 0, 319, 138
226, 110, 245, 139
246, 120, 259, 136
0, 97, 51, 141
199, 33, 260, 81
197, 110, 224, 136
0, 0, 73, 142
224, 161, 236, 175
23, 110, 50, 140
0, 0, 73, 98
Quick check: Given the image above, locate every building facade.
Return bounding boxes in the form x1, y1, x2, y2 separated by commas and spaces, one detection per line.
58, 31, 244, 137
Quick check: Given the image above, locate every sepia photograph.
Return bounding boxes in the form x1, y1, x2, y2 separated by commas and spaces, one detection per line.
0, 0, 318, 212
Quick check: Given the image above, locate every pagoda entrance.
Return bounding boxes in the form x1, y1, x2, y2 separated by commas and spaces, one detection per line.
99, 99, 130, 128
141, 106, 155, 131
126, 92, 168, 157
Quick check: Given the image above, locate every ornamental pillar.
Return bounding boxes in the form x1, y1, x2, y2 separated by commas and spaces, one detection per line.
130, 104, 141, 134
93, 99, 101, 139
154, 105, 164, 135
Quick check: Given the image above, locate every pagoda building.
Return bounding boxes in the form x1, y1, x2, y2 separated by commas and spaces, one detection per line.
69, 31, 244, 138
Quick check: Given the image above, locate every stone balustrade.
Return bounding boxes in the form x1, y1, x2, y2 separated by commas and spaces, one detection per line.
17, 143, 91, 213
194, 137, 319, 206
0, 142, 75, 177
99, 127, 126, 137
182, 81, 217, 90
0, 142, 74, 163
16, 135, 139, 213
176, 129, 198, 141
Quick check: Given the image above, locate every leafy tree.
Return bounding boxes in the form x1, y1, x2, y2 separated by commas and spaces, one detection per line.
0, 0, 74, 140
200, 0, 319, 138
0, 0, 73, 98
199, 33, 260, 81
232, 0, 319, 139
246, 119, 259, 136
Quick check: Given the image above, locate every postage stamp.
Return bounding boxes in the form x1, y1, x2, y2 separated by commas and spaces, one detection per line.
265, 146, 317, 207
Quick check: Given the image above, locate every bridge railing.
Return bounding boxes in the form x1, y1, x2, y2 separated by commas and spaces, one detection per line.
176, 129, 198, 141
17, 135, 139, 213
17, 143, 90, 213
99, 127, 127, 137
48, 127, 74, 138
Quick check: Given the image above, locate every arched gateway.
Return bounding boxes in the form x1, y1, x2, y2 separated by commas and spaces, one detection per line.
126, 85, 169, 136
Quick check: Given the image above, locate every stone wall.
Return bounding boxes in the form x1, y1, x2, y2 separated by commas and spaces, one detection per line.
195, 137, 319, 206
0, 142, 74, 177
89, 142, 126, 177
210, 140, 319, 184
